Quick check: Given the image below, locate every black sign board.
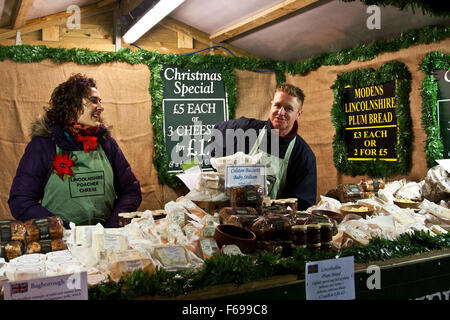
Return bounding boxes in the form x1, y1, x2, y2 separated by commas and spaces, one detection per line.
435, 69, 450, 158
161, 66, 228, 173
343, 80, 398, 161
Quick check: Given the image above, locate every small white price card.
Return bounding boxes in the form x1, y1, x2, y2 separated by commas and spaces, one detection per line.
225, 164, 266, 191
305, 256, 355, 300
3, 272, 88, 300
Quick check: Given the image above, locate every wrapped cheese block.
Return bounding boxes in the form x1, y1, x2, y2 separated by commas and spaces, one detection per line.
152, 245, 190, 269
107, 250, 155, 280
176, 197, 207, 219
26, 239, 67, 254
0, 220, 26, 242
221, 244, 244, 256
94, 233, 128, 260
0, 241, 24, 261
382, 204, 417, 226
198, 238, 220, 260
24, 216, 64, 243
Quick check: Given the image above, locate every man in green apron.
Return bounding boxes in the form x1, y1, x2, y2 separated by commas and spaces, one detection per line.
211, 83, 317, 210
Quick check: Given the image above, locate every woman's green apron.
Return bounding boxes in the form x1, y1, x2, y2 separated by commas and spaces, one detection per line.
42, 145, 116, 225
249, 129, 296, 199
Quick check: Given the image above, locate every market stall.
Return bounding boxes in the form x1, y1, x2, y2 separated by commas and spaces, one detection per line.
0, 0, 449, 303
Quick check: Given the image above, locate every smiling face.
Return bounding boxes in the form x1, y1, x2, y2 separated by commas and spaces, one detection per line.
269, 91, 302, 136
77, 87, 104, 127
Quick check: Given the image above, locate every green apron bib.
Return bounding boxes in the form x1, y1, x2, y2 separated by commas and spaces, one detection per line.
41, 144, 116, 225
249, 129, 296, 199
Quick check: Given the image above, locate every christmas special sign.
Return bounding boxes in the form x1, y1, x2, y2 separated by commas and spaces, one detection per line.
161, 66, 228, 173
343, 80, 398, 161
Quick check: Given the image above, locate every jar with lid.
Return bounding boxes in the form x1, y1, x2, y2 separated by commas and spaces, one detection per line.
319, 222, 333, 243
306, 224, 321, 250
291, 225, 307, 248
118, 212, 137, 227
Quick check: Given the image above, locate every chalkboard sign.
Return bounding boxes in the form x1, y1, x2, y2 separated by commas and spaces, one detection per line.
161, 66, 228, 173
343, 80, 398, 161
435, 69, 450, 158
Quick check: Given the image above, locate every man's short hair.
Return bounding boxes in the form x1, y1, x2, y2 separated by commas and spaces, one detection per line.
275, 83, 305, 107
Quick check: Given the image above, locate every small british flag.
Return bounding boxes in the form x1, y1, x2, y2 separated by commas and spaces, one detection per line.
11, 282, 28, 294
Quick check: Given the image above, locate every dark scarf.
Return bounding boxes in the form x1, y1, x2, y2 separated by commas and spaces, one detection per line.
63, 121, 99, 152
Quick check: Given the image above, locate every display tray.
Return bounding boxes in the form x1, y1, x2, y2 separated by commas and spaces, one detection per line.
135, 248, 450, 300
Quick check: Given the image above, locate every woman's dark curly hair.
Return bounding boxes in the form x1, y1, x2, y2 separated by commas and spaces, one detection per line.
44, 73, 96, 126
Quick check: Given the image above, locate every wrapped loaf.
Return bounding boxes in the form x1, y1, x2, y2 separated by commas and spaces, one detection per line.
24, 216, 64, 243
0, 220, 26, 242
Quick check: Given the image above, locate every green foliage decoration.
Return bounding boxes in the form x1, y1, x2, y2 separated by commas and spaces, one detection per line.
419, 51, 450, 168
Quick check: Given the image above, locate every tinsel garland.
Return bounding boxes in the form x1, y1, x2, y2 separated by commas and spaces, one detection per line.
331, 61, 413, 177
419, 51, 450, 168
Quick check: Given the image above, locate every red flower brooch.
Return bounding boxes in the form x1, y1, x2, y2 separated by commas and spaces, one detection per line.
52, 151, 78, 180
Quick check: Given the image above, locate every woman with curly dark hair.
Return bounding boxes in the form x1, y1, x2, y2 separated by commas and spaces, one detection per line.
8, 73, 142, 228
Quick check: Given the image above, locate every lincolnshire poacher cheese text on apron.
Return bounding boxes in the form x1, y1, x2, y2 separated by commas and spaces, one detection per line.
41, 144, 116, 225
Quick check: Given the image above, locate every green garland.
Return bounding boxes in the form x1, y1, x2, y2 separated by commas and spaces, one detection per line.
284, 25, 450, 76
88, 230, 450, 300
341, 0, 450, 17
331, 61, 412, 177
419, 51, 450, 168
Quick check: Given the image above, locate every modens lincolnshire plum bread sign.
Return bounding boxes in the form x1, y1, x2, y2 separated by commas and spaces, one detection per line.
343, 80, 397, 161
161, 66, 228, 173
331, 61, 412, 177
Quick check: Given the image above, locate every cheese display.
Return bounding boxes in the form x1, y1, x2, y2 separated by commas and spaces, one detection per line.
2, 164, 450, 291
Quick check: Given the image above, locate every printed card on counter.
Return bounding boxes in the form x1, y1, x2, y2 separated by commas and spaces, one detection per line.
225, 164, 266, 191
305, 256, 355, 300
3, 272, 88, 300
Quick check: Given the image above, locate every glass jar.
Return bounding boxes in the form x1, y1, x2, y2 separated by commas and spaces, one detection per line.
291, 225, 307, 248
306, 224, 321, 247
118, 212, 137, 227
319, 222, 333, 243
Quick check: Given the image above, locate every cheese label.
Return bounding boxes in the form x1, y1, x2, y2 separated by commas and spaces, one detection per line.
125, 259, 144, 273
203, 226, 216, 238
103, 235, 122, 251
33, 219, 50, 240
170, 211, 185, 226
200, 239, 218, 256
162, 246, 185, 261
0, 221, 12, 242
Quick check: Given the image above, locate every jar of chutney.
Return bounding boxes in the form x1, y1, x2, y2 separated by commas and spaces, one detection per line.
291, 225, 307, 248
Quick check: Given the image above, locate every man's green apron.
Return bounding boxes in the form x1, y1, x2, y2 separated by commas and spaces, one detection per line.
249, 129, 296, 199
42, 145, 116, 225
